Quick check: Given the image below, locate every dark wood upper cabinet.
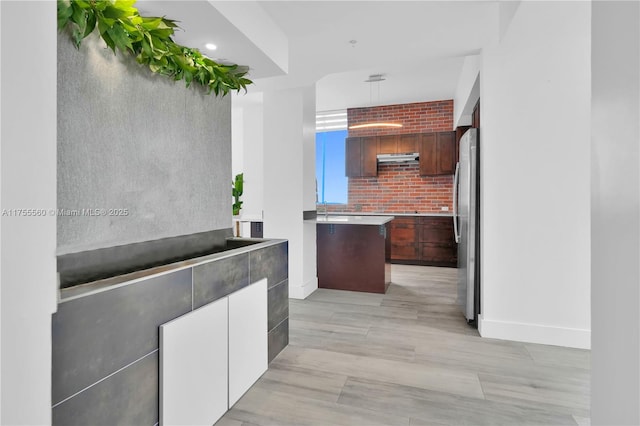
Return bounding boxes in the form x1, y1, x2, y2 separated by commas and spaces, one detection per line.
398, 134, 419, 154
419, 131, 456, 176
362, 137, 378, 177
377, 135, 397, 154
345, 136, 362, 177
419, 133, 438, 175
437, 131, 456, 175
346, 131, 454, 178
346, 136, 378, 177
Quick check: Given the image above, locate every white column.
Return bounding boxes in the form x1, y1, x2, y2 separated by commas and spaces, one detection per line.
479, 1, 591, 348
262, 86, 317, 299
590, 1, 640, 424
1, 1, 57, 424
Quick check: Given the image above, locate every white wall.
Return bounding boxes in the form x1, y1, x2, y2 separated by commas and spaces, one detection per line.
590, 1, 640, 424
1, 1, 57, 423
453, 55, 480, 128
232, 101, 266, 222
232, 106, 244, 178
479, 1, 591, 348
262, 87, 317, 299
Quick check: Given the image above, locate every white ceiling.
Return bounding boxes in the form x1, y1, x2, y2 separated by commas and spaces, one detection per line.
136, 1, 285, 79
135, 1, 499, 111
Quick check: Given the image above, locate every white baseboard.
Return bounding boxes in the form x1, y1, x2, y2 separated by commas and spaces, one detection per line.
478, 316, 591, 349
288, 277, 318, 300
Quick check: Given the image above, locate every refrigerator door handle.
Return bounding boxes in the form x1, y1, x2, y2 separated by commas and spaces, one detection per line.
453, 161, 460, 243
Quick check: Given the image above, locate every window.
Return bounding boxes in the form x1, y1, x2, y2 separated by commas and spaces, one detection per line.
315, 130, 348, 204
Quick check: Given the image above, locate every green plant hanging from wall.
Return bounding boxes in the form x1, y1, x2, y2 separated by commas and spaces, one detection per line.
57, 0, 252, 96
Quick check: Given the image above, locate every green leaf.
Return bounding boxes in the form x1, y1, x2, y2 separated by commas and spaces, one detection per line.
74, 0, 92, 8
106, 23, 133, 52
57, 0, 73, 29
101, 30, 116, 53
83, 11, 97, 38
71, 27, 84, 48
102, 5, 129, 19
71, 3, 86, 27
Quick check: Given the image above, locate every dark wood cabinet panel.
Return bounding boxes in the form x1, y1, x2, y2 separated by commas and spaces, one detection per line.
362, 137, 378, 177
398, 134, 419, 154
420, 217, 456, 266
419, 133, 438, 175
437, 131, 456, 175
377, 135, 397, 154
392, 243, 419, 260
420, 243, 457, 265
345, 136, 378, 177
419, 132, 456, 176
345, 137, 362, 177
390, 217, 418, 261
389, 216, 456, 266
317, 223, 390, 293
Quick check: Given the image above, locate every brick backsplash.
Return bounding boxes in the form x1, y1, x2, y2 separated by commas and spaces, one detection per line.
324, 100, 454, 214
326, 164, 453, 214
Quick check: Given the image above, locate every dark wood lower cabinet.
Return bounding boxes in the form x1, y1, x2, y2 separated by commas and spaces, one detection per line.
390, 216, 457, 267
389, 217, 418, 260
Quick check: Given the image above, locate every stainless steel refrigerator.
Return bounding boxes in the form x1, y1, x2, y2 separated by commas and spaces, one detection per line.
454, 128, 479, 323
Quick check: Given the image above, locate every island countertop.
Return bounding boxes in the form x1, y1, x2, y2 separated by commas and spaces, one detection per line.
311, 215, 395, 225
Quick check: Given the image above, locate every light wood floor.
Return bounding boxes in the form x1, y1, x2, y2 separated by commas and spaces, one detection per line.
219, 265, 591, 426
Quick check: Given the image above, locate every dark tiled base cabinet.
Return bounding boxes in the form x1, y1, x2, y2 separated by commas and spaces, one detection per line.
52, 241, 288, 425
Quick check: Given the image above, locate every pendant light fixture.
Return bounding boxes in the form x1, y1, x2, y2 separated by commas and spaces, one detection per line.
348, 74, 403, 130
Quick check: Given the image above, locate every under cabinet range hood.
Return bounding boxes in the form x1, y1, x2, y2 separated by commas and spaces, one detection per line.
376, 152, 419, 163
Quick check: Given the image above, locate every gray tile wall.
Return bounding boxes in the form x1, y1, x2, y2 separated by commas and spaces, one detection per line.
52, 241, 288, 425
193, 253, 249, 309
269, 318, 290, 363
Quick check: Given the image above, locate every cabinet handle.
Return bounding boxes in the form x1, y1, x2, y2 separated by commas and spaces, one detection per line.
453, 161, 460, 243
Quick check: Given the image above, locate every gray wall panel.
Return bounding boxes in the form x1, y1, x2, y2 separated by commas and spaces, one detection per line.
57, 33, 231, 253
268, 318, 289, 363
250, 242, 289, 288
193, 253, 249, 309
52, 269, 192, 404
52, 352, 159, 426
268, 279, 289, 331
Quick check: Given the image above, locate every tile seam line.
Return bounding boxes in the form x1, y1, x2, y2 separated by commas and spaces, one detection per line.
269, 316, 289, 333
52, 349, 159, 409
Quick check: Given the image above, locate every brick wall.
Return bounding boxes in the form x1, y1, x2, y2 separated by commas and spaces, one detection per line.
348, 100, 453, 137
326, 100, 455, 214
347, 164, 452, 213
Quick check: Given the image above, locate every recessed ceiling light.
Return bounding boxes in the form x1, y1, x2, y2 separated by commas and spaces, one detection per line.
205, 43, 217, 51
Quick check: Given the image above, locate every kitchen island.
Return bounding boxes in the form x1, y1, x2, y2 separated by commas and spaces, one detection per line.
314, 215, 394, 293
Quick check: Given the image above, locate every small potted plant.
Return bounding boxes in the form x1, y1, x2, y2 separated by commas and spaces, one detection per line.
232, 173, 244, 237
232, 173, 244, 216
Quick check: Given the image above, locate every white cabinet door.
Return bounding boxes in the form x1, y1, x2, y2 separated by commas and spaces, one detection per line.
228, 278, 268, 407
160, 297, 228, 426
